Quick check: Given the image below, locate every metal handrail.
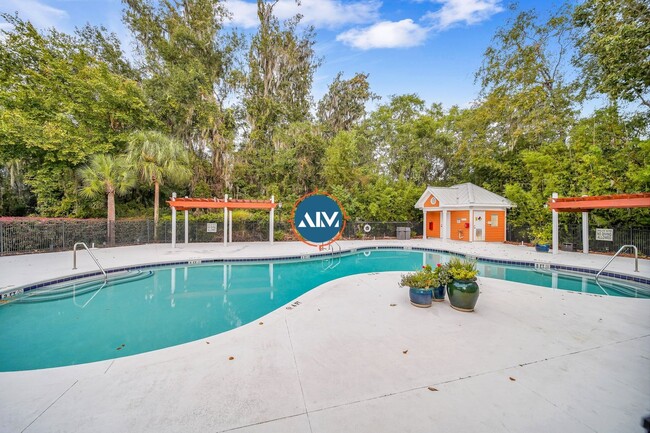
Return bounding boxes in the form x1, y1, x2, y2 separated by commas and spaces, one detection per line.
73, 242, 107, 281
595, 244, 639, 284
321, 242, 342, 271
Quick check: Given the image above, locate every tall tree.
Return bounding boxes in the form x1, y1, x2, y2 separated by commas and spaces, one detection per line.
78, 155, 135, 245
317, 72, 377, 135
243, 0, 320, 148
127, 131, 192, 237
573, 0, 650, 110
124, 0, 241, 194
476, 6, 577, 150
236, 0, 320, 195
0, 14, 150, 215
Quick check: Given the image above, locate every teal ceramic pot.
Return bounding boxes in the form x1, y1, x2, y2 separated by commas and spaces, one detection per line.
432, 284, 446, 302
409, 287, 433, 308
447, 279, 479, 312
535, 244, 550, 253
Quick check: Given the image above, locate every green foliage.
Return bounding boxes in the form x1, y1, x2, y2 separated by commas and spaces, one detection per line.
447, 257, 479, 281
531, 225, 552, 245
573, 0, 650, 109
400, 264, 449, 289
123, 0, 240, 195
317, 72, 378, 135
1, 2, 648, 233
0, 14, 151, 215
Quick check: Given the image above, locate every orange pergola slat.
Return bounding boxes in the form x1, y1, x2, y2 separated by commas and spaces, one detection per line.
548, 193, 650, 212
166, 197, 278, 211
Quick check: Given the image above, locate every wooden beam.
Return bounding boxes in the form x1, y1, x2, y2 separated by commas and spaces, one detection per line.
549, 196, 650, 211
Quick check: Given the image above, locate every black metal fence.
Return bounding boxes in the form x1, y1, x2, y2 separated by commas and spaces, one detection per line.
1, 218, 646, 257
0, 219, 423, 255
506, 225, 650, 256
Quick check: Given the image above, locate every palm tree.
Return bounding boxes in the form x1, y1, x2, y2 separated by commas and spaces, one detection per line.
127, 131, 191, 238
79, 154, 135, 246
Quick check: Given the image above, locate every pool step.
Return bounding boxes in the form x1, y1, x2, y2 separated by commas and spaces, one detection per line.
16, 271, 153, 303
533, 268, 650, 298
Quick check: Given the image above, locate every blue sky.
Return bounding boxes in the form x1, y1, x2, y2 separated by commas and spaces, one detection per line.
0, 0, 567, 110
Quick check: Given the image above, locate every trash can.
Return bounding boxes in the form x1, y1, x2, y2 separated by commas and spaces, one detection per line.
397, 227, 411, 240
562, 243, 573, 252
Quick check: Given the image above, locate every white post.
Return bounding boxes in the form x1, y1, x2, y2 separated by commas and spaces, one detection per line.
269, 195, 275, 243
422, 211, 427, 240
582, 211, 589, 254
184, 209, 188, 244
171, 208, 177, 249
229, 210, 233, 243
223, 194, 228, 246
552, 192, 559, 255
441, 209, 447, 241
469, 208, 474, 242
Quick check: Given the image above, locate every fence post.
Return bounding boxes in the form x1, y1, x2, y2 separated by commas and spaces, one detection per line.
0, 222, 3, 255
62, 222, 65, 250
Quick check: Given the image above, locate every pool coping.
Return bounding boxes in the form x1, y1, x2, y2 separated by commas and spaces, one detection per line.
3, 244, 649, 300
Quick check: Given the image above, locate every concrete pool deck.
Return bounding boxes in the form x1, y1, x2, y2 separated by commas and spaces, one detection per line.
1, 240, 649, 432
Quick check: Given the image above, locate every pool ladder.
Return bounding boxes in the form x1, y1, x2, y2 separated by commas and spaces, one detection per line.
594, 244, 639, 292
321, 242, 342, 271
73, 242, 107, 281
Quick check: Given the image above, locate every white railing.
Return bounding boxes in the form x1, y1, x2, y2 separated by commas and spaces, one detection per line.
73, 242, 107, 281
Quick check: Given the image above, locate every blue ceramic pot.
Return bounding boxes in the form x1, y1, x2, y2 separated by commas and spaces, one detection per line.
409, 287, 433, 308
535, 244, 550, 253
433, 284, 446, 302
447, 279, 479, 312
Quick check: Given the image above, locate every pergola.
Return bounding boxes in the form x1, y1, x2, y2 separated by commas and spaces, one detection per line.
548, 192, 650, 255
166, 194, 278, 248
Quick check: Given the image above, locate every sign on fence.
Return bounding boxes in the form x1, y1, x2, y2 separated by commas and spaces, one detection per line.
595, 228, 613, 241
206, 223, 218, 233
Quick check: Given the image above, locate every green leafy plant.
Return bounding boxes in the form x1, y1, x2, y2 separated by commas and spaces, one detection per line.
447, 257, 479, 281
531, 225, 552, 245
399, 263, 451, 289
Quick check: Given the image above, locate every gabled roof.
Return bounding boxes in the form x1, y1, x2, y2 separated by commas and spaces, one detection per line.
415, 182, 514, 209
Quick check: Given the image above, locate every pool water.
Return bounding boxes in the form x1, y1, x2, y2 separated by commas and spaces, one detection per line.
0, 249, 647, 371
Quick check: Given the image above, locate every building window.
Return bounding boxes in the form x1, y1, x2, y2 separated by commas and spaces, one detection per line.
490, 214, 499, 227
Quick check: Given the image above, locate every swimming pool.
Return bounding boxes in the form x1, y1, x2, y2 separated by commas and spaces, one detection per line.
1, 248, 648, 371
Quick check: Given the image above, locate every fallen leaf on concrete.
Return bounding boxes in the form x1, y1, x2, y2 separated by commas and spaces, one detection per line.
403, 350, 408, 354
206, 341, 210, 344
509, 377, 516, 381
427, 387, 438, 392
390, 304, 397, 307
228, 356, 235, 361
259, 322, 263, 325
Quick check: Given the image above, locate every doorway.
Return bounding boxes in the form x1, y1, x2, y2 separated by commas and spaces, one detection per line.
474, 211, 485, 241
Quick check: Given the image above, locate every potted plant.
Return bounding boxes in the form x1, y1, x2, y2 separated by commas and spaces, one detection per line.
399, 264, 449, 308
531, 225, 552, 253
446, 257, 480, 312
431, 263, 452, 302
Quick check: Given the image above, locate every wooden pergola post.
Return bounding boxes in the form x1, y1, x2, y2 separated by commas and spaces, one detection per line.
548, 192, 650, 255
166, 195, 279, 248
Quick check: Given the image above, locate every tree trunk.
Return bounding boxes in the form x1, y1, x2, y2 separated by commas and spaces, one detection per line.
154, 181, 159, 240
107, 191, 116, 246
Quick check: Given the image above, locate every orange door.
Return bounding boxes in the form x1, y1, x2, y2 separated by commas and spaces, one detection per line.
426, 212, 440, 238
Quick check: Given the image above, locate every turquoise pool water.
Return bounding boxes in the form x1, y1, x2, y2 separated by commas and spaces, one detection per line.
1, 249, 647, 371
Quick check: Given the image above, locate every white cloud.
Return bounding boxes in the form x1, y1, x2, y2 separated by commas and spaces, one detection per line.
225, 0, 380, 29
1, 0, 68, 30
424, 0, 503, 30
336, 19, 428, 50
